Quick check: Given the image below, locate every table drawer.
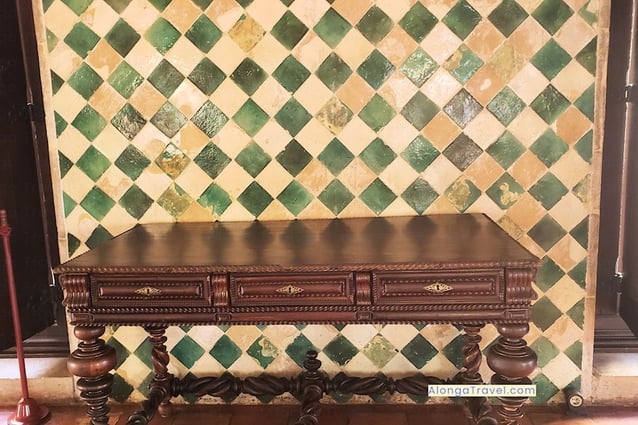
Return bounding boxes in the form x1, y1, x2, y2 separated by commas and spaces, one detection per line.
373, 270, 503, 305
230, 273, 354, 306
91, 274, 211, 307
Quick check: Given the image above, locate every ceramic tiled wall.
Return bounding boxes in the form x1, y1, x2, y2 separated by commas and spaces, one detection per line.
39, 0, 599, 404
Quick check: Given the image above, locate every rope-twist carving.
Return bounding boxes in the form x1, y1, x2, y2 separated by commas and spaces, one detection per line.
173, 373, 241, 399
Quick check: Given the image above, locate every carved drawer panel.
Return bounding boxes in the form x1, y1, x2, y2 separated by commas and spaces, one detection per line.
373, 270, 503, 305
91, 274, 211, 307
230, 273, 354, 306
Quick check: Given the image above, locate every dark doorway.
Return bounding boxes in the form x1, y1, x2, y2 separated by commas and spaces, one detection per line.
0, 1, 67, 356
595, 0, 638, 350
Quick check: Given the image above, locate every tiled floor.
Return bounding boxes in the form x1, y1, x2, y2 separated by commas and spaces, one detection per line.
0, 403, 637, 425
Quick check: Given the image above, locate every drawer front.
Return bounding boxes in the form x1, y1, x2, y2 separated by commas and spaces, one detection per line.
373, 270, 503, 305
91, 274, 211, 307
230, 273, 354, 306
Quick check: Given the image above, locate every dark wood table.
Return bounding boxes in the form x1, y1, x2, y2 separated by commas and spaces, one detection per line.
55, 214, 539, 425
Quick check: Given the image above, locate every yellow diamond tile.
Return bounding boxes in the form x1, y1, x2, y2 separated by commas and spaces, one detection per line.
249, 34, 290, 73
121, 0, 161, 33
421, 69, 462, 107
498, 214, 525, 240
53, 84, 87, 121
316, 97, 353, 135
465, 21, 506, 61
212, 161, 253, 197
555, 107, 592, 145
252, 121, 293, 156
555, 15, 597, 56
338, 117, 377, 155
134, 164, 173, 199
177, 122, 211, 157
423, 156, 462, 193
509, 18, 551, 60
543, 315, 584, 351
128, 81, 165, 118
295, 159, 333, 195
379, 115, 419, 151
260, 201, 295, 221
464, 154, 504, 191
550, 192, 588, 232
125, 39, 164, 78
62, 167, 96, 202
331, 0, 374, 25
379, 159, 420, 194
553, 62, 595, 102
92, 126, 130, 159
487, 41, 527, 83
551, 150, 590, 190
464, 110, 505, 149
89, 84, 127, 121
294, 75, 334, 115
44, 1, 79, 39
509, 63, 549, 104
209, 78, 249, 117
165, 38, 207, 75
508, 108, 549, 147
205, 0, 244, 32
505, 193, 547, 231
252, 77, 291, 116
246, 0, 288, 31
509, 150, 547, 189
175, 163, 216, 198
215, 122, 252, 158
49, 43, 83, 80
425, 196, 458, 214
465, 63, 506, 106
86, 40, 123, 79
169, 81, 209, 117
163, 0, 201, 33
96, 168, 133, 203
334, 30, 375, 70
422, 112, 461, 150
229, 14, 265, 52
421, 23, 463, 64
292, 32, 332, 72
255, 162, 292, 196
208, 35, 247, 75
377, 26, 419, 68
181, 199, 216, 221
295, 119, 334, 155
289, 0, 331, 27
379, 73, 420, 110
337, 74, 375, 114
337, 157, 378, 195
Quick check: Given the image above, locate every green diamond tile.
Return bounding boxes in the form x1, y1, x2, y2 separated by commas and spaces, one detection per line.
111, 374, 134, 403
80, 187, 115, 220
157, 184, 193, 217
532, 0, 574, 35
315, 53, 352, 91
441, 334, 464, 369
445, 178, 481, 212
247, 336, 279, 369
148, 59, 185, 98
528, 214, 567, 251
43, 0, 55, 12
280, 0, 294, 5
105, 18, 140, 57
530, 85, 570, 124
230, 58, 267, 96
61, 0, 92, 15
150, 102, 187, 138
76, 145, 111, 181
531, 296, 563, 331
236, 0, 253, 6
399, 2, 437, 43
64, 22, 99, 58
46, 29, 58, 52
318, 139, 354, 176
273, 55, 311, 93
55, 112, 67, 137
50, 71, 64, 95
198, 183, 232, 216
238, 182, 274, 217
362, 335, 398, 369
360, 178, 397, 214
155, 143, 190, 179
529, 173, 568, 209
576, 38, 597, 76
400, 334, 437, 369
235, 141, 271, 178
59, 153, 73, 179
67, 233, 81, 256
119, 184, 153, 219
274, 98, 312, 136
104, 0, 132, 13
149, 0, 170, 11
488, 0, 528, 36
106, 336, 131, 369
486, 131, 526, 170
276, 140, 312, 176
442, 0, 481, 40
71, 105, 107, 141
531, 39, 572, 80
567, 298, 585, 328
63, 192, 77, 217
210, 335, 242, 368
171, 335, 205, 368
442, 134, 482, 171
278, 181, 313, 216
530, 336, 560, 368
318, 179, 354, 215
188, 58, 226, 95
570, 217, 589, 249
564, 341, 583, 367
530, 129, 568, 167
135, 372, 155, 398
271, 10, 308, 49
111, 103, 147, 140
185, 14, 222, 53
285, 334, 318, 368
575, 84, 595, 121
86, 225, 113, 249
108, 61, 143, 98
233, 99, 269, 137
115, 145, 151, 181
360, 138, 397, 173
323, 334, 358, 366
401, 136, 439, 173
444, 89, 482, 128
579, 2, 597, 25
486, 173, 524, 210
67, 63, 103, 100
575, 130, 593, 163
356, 6, 393, 44
357, 50, 395, 90
444, 45, 483, 84
358, 94, 396, 132
401, 92, 439, 130
194, 143, 231, 179
535, 257, 565, 292
192, 101, 228, 138
400, 48, 437, 87
131, 338, 153, 369
192, 0, 213, 9
487, 87, 526, 126
401, 177, 438, 213
569, 260, 587, 289
145, 18, 181, 54
573, 175, 590, 205
314, 8, 351, 48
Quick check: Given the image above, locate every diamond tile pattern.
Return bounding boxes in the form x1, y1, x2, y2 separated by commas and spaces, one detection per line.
45, 0, 597, 403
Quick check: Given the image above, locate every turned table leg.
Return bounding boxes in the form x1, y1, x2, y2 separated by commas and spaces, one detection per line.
460, 324, 495, 425
487, 324, 537, 425
146, 326, 174, 417
67, 326, 117, 425
294, 351, 324, 425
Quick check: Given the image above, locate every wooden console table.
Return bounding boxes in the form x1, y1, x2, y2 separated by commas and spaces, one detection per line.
55, 214, 539, 425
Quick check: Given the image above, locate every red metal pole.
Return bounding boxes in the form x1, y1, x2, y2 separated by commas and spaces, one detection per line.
0, 210, 49, 425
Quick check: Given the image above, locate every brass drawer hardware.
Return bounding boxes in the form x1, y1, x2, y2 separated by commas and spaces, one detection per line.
276, 285, 304, 295
423, 282, 453, 293
134, 286, 163, 296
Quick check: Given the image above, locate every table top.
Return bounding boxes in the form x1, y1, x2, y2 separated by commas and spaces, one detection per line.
55, 214, 538, 274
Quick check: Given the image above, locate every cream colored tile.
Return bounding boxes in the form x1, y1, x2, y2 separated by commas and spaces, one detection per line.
425, 0, 460, 19
465, 20, 506, 61
169, 81, 209, 118
547, 236, 588, 272
517, 0, 544, 12
53, 84, 88, 122
542, 352, 582, 389
342, 352, 378, 375
551, 150, 590, 190
254, 162, 292, 197
550, 192, 589, 231
175, 162, 215, 198
466, 0, 501, 15
213, 161, 253, 197
295, 159, 333, 195
553, 61, 596, 103
124, 39, 164, 78
57, 127, 91, 163
219, 201, 257, 222
377, 26, 419, 68
421, 68, 462, 106
289, 0, 331, 27
421, 23, 463, 64
555, 15, 597, 56
376, 0, 415, 21
253, 120, 293, 157
292, 32, 332, 72
338, 158, 378, 195
252, 77, 292, 116
338, 117, 378, 155
544, 314, 584, 352
509, 63, 550, 104
294, 118, 334, 155
545, 275, 586, 313
163, 0, 201, 33
61, 166, 95, 201
216, 122, 252, 158
48, 43, 83, 80
89, 84, 127, 121
508, 108, 550, 147
249, 34, 290, 73
378, 114, 419, 151
464, 110, 505, 149
296, 198, 334, 219
334, 30, 375, 71
246, 0, 288, 31
379, 72, 420, 109
44, 1, 79, 38
331, 0, 374, 25
205, 0, 244, 32
294, 74, 334, 115
95, 166, 133, 200
134, 164, 173, 199
207, 35, 247, 75
379, 159, 420, 194
164, 38, 206, 75
100, 204, 139, 235
121, 0, 161, 34
509, 18, 551, 60
422, 155, 462, 193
